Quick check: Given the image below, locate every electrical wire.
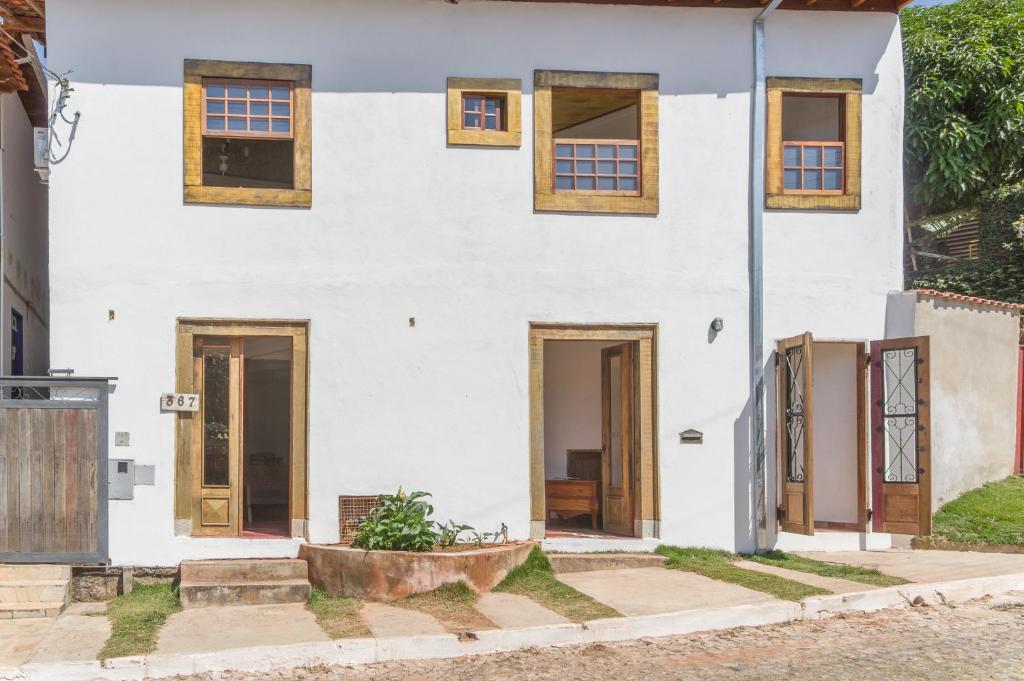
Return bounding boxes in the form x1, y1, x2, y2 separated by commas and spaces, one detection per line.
0, 23, 79, 165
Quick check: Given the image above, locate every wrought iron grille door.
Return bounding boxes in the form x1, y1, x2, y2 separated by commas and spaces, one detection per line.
777, 332, 814, 536
871, 336, 931, 536
784, 345, 807, 484
880, 347, 920, 483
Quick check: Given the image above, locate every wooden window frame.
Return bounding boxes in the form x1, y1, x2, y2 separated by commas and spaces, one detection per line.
184, 59, 312, 208
766, 77, 862, 211
554, 138, 641, 196
202, 78, 294, 139
461, 93, 506, 132
534, 70, 658, 215
782, 140, 846, 195
447, 77, 521, 147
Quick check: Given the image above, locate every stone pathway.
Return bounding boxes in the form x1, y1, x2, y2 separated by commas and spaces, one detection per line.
798, 549, 1024, 583
156, 603, 328, 654
556, 567, 773, 617
28, 602, 109, 663
359, 602, 448, 638
173, 591, 1024, 680
733, 560, 875, 594
475, 592, 568, 628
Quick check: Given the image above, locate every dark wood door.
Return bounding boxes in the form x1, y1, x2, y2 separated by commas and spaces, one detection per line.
871, 336, 931, 536
777, 332, 815, 535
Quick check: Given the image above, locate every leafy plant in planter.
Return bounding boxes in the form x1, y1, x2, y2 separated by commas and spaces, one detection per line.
352, 488, 438, 552
435, 519, 474, 548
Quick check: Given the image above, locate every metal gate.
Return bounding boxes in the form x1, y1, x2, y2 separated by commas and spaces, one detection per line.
0, 377, 111, 564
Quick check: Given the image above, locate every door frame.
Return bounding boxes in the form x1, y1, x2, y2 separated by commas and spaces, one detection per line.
174, 318, 310, 538
528, 323, 659, 540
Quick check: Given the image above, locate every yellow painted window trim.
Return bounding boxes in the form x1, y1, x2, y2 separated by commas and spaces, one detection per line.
184, 59, 313, 208
447, 77, 522, 147
533, 70, 659, 215
766, 77, 862, 211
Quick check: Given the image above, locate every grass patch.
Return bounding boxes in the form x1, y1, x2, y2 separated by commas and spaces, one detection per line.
655, 546, 830, 602
98, 583, 182, 660
932, 476, 1024, 546
494, 547, 621, 622
307, 587, 371, 639
745, 550, 909, 587
396, 581, 495, 633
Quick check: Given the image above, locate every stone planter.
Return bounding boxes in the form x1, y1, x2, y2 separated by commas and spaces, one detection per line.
299, 541, 535, 602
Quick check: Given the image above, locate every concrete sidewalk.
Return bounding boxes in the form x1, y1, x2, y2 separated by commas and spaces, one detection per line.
3, 548, 1024, 680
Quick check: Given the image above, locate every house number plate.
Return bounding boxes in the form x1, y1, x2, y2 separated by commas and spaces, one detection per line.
160, 393, 200, 412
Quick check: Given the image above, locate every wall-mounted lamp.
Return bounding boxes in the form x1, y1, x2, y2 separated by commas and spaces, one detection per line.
711, 317, 724, 333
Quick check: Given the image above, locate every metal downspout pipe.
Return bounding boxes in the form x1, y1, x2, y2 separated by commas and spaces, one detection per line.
752, 0, 783, 553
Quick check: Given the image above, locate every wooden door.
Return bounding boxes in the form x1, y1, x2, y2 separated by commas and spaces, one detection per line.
191, 337, 243, 536
776, 333, 814, 535
871, 337, 931, 536
601, 343, 634, 536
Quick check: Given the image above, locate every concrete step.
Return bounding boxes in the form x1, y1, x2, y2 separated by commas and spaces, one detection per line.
0, 580, 70, 604
0, 600, 66, 619
180, 559, 308, 583
547, 552, 668, 573
179, 579, 311, 609
0, 565, 71, 581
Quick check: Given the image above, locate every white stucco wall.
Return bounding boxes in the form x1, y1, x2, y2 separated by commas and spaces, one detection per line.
912, 296, 1020, 512
811, 342, 859, 524
45, 0, 904, 565
1, 93, 48, 376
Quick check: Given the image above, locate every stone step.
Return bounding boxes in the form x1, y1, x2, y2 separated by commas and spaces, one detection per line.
0, 580, 70, 604
0, 600, 66, 619
547, 552, 668, 573
179, 559, 308, 583
0, 565, 71, 581
179, 579, 311, 609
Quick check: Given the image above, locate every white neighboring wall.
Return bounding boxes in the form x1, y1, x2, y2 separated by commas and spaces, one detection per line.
44, 0, 904, 565
1, 92, 48, 376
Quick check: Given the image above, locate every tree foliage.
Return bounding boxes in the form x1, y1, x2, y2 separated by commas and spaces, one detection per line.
903, 0, 1024, 217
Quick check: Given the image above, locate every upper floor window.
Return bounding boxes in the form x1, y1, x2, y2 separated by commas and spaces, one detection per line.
767, 78, 862, 211
447, 78, 521, 147
534, 70, 658, 215
203, 79, 293, 138
184, 60, 312, 208
462, 93, 506, 132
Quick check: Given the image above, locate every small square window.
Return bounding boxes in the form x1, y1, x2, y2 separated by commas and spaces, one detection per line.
447, 78, 522, 147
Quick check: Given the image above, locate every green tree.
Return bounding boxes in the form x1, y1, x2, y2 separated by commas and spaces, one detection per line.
904, 0, 1024, 217
903, 0, 1024, 301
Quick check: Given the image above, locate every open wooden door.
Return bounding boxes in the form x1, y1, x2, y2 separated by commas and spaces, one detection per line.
601, 343, 634, 536
776, 333, 814, 535
191, 337, 243, 536
871, 337, 931, 536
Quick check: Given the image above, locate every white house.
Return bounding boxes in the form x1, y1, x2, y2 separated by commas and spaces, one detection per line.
38, 0, 923, 567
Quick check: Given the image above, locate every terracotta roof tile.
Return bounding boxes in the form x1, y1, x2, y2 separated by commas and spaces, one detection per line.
913, 289, 1024, 312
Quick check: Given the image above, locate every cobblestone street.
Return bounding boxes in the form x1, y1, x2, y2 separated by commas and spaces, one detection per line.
173, 592, 1024, 681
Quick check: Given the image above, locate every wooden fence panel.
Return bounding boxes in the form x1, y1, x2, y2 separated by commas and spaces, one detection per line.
0, 379, 108, 564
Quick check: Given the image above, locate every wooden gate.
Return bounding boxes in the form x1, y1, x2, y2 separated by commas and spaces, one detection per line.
0, 377, 110, 564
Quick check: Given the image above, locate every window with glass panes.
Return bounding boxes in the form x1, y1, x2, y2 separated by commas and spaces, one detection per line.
554, 140, 639, 193
783, 142, 845, 193
203, 79, 293, 139
462, 94, 505, 131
